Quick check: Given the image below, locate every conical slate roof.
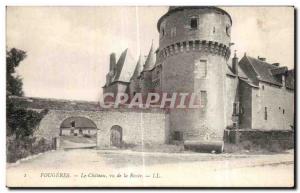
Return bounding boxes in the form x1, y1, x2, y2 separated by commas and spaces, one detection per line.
143, 42, 156, 71
132, 54, 143, 78
113, 48, 136, 82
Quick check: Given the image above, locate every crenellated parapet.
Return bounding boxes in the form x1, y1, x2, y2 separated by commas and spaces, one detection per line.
158, 40, 231, 61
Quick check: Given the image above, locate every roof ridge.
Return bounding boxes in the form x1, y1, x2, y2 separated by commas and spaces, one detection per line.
247, 56, 279, 69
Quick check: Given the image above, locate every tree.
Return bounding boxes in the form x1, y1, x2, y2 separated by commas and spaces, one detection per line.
6, 48, 26, 96
6, 48, 47, 138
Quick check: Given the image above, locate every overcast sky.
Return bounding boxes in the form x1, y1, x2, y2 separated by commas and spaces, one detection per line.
6, 6, 294, 101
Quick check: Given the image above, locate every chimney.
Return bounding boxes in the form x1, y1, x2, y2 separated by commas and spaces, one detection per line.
272, 63, 280, 67
232, 50, 239, 75
257, 56, 266, 62
109, 53, 116, 72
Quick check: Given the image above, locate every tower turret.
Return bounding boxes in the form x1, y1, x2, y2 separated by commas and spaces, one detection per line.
157, 6, 232, 152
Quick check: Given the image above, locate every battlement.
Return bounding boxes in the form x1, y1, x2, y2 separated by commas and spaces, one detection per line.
158, 40, 231, 61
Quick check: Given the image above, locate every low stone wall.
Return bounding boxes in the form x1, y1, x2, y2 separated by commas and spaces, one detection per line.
10, 96, 170, 149
224, 129, 294, 150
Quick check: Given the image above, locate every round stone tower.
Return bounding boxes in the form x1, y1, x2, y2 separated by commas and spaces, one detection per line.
156, 6, 232, 151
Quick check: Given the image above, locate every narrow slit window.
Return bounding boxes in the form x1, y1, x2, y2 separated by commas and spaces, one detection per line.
233, 102, 239, 115
190, 18, 198, 29
264, 107, 268, 120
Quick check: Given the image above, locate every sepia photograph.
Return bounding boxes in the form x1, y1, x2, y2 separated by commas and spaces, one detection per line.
6, 5, 295, 187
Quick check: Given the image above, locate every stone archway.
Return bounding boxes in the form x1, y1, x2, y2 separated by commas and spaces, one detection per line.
59, 116, 97, 148
110, 125, 123, 148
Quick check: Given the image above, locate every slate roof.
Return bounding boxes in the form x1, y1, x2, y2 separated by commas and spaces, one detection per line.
270, 66, 288, 76
240, 78, 259, 88
239, 56, 294, 90
131, 54, 143, 79
286, 69, 295, 90
143, 43, 156, 71
226, 61, 248, 79
113, 49, 136, 83
243, 56, 283, 86
60, 116, 97, 128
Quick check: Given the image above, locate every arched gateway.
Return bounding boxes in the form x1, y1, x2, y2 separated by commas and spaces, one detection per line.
59, 116, 97, 148
60, 116, 97, 136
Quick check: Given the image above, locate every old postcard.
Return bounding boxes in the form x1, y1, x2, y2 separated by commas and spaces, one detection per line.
6, 6, 295, 187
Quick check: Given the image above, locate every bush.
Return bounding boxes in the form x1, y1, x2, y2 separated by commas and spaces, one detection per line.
6, 137, 53, 163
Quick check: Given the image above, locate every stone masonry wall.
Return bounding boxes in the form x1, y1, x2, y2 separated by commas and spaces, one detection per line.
251, 82, 294, 130
157, 7, 232, 144
35, 109, 168, 148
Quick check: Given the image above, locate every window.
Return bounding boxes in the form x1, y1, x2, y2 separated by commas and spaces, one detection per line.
195, 60, 207, 78
173, 131, 183, 141
200, 91, 207, 108
162, 28, 165, 36
262, 85, 264, 90
264, 107, 268, 120
190, 18, 198, 29
233, 123, 237, 128
233, 102, 239, 115
283, 109, 285, 114
171, 27, 176, 37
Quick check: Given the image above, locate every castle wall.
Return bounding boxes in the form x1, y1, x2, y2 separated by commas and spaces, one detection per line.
251, 83, 294, 130
103, 82, 129, 97
34, 109, 168, 147
239, 81, 253, 129
225, 75, 239, 128
141, 71, 154, 94
129, 78, 141, 97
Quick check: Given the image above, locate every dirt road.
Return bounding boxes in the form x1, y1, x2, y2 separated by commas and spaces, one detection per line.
7, 148, 294, 187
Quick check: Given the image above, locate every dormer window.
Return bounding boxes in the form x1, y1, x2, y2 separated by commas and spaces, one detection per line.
190, 18, 198, 29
